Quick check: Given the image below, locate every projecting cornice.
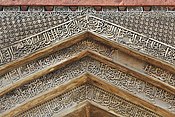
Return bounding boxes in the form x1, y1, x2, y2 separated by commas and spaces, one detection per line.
0, 0, 174, 6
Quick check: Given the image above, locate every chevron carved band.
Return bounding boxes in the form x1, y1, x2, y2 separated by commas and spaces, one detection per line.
1, 56, 175, 115
17, 84, 160, 117
0, 15, 174, 66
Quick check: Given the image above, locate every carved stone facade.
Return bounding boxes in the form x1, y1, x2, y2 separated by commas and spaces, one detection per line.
0, 6, 175, 117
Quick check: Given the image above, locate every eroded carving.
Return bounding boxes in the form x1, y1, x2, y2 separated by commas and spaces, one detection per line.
0, 39, 114, 89
17, 84, 160, 117
87, 16, 175, 65
144, 64, 175, 86
0, 7, 175, 117
1, 38, 175, 96
0, 15, 174, 66
1, 7, 174, 48
0, 15, 88, 65
1, 57, 175, 114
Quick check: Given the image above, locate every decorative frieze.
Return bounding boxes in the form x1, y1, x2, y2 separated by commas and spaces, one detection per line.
144, 64, 175, 86
1, 57, 175, 114
0, 15, 174, 66
0, 39, 114, 90
86, 57, 175, 112
0, 7, 174, 49
1, 38, 175, 95
0, 12, 72, 49
94, 11, 175, 47
16, 84, 160, 117
87, 16, 175, 65
0, 15, 86, 65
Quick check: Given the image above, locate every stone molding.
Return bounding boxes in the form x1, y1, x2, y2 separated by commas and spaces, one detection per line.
0, 0, 174, 6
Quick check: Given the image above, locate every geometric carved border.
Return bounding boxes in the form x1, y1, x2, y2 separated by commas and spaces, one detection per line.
1, 8, 174, 49
0, 15, 174, 66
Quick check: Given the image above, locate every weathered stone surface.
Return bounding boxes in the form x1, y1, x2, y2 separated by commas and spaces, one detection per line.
16, 84, 161, 117
0, 5, 175, 117
63, 102, 120, 117
1, 14, 175, 67
1, 56, 175, 115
